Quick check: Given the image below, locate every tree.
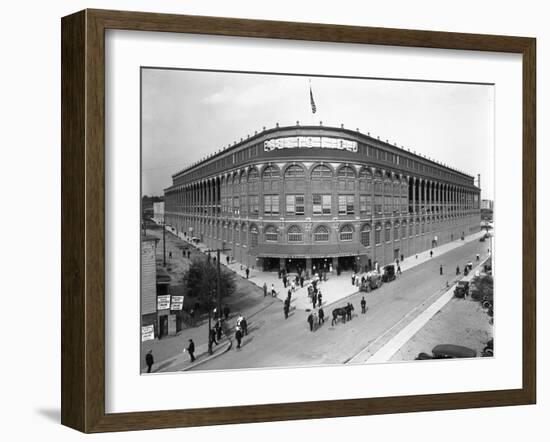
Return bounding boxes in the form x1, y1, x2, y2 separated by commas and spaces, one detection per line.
182, 258, 236, 312
470, 274, 493, 302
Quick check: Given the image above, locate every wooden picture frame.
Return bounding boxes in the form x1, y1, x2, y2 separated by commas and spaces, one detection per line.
61, 9, 536, 433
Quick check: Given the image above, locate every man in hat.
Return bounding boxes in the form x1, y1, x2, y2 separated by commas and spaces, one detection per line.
235, 326, 243, 349
145, 350, 154, 373
187, 339, 195, 362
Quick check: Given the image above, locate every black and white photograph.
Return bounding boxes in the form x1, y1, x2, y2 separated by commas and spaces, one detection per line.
140, 68, 495, 374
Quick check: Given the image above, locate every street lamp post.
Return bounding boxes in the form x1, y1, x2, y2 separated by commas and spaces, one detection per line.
207, 286, 215, 355
162, 217, 166, 267
204, 245, 231, 323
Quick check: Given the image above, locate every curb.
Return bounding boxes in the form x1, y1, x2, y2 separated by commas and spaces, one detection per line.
179, 338, 233, 371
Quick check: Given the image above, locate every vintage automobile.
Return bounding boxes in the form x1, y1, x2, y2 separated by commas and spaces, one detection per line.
454, 280, 470, 298
415, 344, 477, 360
359, 271, 383, 292
381, 264, 396, 283
482, 339, 494, 357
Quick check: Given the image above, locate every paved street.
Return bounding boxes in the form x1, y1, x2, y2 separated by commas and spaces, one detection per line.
192, 238, 490, 371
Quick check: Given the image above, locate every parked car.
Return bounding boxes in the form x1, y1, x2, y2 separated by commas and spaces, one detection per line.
482, 339, 494, 357
381, 264, 396, 283
415, 344, 477, 360
359, 271, 383, 292
454, 280, 470, 298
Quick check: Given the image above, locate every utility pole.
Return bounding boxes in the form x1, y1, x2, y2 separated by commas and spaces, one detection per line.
162, 218, 166, 267
204, 244, 231, 319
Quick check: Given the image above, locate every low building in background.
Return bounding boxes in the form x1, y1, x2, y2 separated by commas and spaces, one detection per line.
153, 201, 165, 224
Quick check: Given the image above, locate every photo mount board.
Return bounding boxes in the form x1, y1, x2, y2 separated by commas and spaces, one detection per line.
61, 8, 536, 433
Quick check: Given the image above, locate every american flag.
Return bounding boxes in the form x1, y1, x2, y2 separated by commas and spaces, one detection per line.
309, 84, 317, 114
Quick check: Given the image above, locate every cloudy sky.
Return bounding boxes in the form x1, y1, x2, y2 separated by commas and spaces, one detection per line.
142, 68, 494, 199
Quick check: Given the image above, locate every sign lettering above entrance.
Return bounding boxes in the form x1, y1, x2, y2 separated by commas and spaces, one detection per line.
264, 136, 358, 152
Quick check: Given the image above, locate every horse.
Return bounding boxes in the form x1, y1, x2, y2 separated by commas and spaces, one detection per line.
331, 303, 355, 325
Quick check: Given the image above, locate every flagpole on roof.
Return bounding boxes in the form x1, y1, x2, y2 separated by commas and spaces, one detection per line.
309, 78, 317, 126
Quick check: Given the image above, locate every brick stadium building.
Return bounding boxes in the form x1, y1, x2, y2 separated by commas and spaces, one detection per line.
164, 124, 481, 274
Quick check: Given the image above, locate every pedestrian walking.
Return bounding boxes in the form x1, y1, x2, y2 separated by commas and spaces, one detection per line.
215, 319, 223, 340
476, 254, 480, 262
241, 317, 248, 336
283, 299, 289, 319
245, 267, 250, 279
291, 281, 296, 292
397, 265, 402, 275
271, 283, 277, 297
317, 291, 323, 306
360, 296, 367, 314
300, 276, 304, 288
312, 293, 317, 309
223, 304, 230, 320
283, 275, 287, 288
263, 282, 267, 297
235, 327, 243, 349
440, 264, 443, 275
456, 265, 460, 275
307, 313, 314, 332
430, 250, 433, 258
226, 255, 230, 265
145, 350, 154, 373
209, 328, 218, 346
187, 339, 196, 362
351, 273, 356, 286
318, 307, 325, 324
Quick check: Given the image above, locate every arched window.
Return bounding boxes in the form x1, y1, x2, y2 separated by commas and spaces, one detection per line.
421, 217, 426, 234
385, 221, 391, 242
249, 225, 258, 247
340, 224, 354, 241
262, 165, 280, 179
314, 225, 329, 242
311, 165, 332, 178
284, 165, 305, 178
359, 167, 371, 179
264, 225, 278, 242
262, 165, 280, 193
338, 166, 356, 191
248, 168, 259, 193
338, 166, 356, 178
375, 223, 382, 245
415, 218, 420, 235
241, 224, 247, 245
234, 225, 240, 244
361, 223, 371, 247
394, 221, 400, 241
287, 225, 303, 242
359, 167, 372, 192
